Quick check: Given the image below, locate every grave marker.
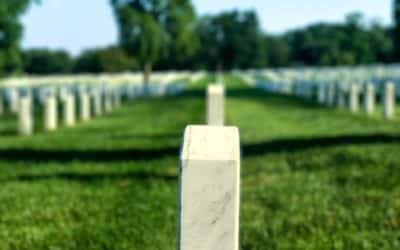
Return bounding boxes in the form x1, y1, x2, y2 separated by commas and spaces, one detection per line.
179, 125, 240, 250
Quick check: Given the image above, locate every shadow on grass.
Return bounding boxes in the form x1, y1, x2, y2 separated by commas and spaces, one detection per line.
0, 133, 400, 163
243, 133, 400, 157
0, 147, 179, 163
10, 170, 177, 183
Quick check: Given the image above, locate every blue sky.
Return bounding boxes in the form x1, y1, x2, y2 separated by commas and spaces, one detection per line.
21, 0, 392, 55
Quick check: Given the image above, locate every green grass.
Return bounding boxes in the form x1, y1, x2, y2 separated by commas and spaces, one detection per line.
0, 75, 400, 249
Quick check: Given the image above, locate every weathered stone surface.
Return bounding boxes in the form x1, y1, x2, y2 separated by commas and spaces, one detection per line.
207, 84, 224, 126
179, 125, 240, 250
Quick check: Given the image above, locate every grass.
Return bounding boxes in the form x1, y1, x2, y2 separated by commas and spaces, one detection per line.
0, 75, 400, 249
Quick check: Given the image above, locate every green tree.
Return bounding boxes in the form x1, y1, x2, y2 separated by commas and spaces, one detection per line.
110, 0, 198, 84
0, 0, 39, 77
394, 0, 400, 61
74, 47, 136, 73
194, 10, 266, 70
23, 48, 73, 74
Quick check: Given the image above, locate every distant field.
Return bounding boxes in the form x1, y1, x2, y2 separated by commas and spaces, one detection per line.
0, 75, 399, 249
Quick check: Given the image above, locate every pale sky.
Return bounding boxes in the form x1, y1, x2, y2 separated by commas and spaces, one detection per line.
21, 0, 393, 55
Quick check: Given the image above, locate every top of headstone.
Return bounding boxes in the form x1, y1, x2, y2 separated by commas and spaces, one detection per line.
181, 125, 239, 161
208, 84, 224, 93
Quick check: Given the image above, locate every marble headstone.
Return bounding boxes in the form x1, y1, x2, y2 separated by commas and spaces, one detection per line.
179, 125, 240, 250
207, 84, 225, 126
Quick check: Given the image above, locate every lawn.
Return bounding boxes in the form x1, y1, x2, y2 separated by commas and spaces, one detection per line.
0, 75, 399, 249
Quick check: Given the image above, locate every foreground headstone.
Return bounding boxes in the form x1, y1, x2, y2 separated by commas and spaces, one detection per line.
349, 84, 360, 113
80, 91, 91, 121
383, 82, 395, 120
63, 94, 76, 126
18, 96, 33, 136
364, 83, 375, 116
179, 125, 240, 250
44, 95, 57, 131
207, 84, 225, 125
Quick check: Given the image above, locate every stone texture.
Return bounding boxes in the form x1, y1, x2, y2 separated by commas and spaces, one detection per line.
44, 95, 58, 131
207, 84, 224, 126
179, 125, 240, 250
18, 96, 33, 136
363, 83, 375, 116
383, 82, 395, 120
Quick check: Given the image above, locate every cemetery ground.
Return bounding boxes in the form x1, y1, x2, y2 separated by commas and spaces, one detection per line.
0, 76, 400, 250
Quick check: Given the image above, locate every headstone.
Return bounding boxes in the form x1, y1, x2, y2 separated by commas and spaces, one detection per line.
80, 91, 91, 121
9, 88, 19, 113
18, 96, 33, 136
383, 82, 395, 120
179, 125, 240, 250
207, 84, 224, 126
349, 84, 360, 113
92, 89, 103, 116
363, 83, 375, 116
44, 95, 57, 131
63, 94, 76, 126
104, 90, 113, 113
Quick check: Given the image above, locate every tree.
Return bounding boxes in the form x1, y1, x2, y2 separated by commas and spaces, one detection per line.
0, 0, 39, 77
74, 47, 136, 73
394, 0, 400, 61
23, 48, 73, 74
110, 0, 198, 84
194, 10, 266, 70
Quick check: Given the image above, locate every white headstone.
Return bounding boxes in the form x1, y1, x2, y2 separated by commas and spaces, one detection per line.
80, 91, 91, 121
179, 125, 240, 250
364, 83, 375, 116
18, 96, 33, 136
383, 82, 395, 120
63, 95, 76, 126
207, 84, 224, 126
9, 88, 19, 113
93, 90, 103, 116
349, 84, 360, 113
44, 95, 57, 131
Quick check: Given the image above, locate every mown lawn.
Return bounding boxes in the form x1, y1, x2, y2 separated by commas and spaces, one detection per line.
0, 75, 399, 249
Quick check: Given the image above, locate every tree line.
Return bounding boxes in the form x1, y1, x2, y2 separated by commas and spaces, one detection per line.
0, 0, 399, 78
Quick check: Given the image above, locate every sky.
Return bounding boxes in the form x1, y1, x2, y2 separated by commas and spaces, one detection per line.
21, 0, 392, 55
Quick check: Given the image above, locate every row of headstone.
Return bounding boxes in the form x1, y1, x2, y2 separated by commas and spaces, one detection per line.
313, 81, 396, 119
178, 81, 239, 250
1, 80, 186, 136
